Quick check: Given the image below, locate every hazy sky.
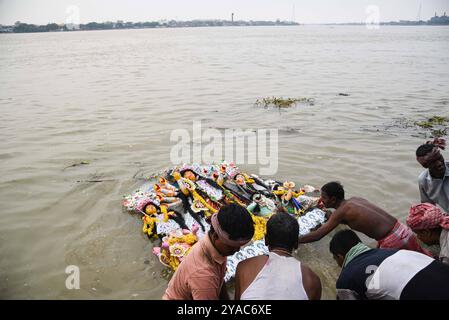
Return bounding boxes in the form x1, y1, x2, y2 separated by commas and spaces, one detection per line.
1, 0, 448, 25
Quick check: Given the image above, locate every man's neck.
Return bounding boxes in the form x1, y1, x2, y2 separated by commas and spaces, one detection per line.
208, 232, 226, 257
269, 247, 293, 257
335, 199, 346, 209
429, 168, 445, 179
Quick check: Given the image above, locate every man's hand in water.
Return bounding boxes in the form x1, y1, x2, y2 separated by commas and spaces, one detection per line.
298, 209, 342, 243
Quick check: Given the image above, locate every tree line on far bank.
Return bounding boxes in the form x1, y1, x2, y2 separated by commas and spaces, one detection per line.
6, 20, 298, 33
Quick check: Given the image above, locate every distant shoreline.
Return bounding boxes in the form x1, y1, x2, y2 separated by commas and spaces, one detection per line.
0, 20, 299, 34
1, 15, 448, 34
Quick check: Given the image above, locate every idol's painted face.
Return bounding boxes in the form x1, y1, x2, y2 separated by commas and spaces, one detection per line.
183, 170, 196, 182
235, 174, 245, 185
145, 204, 157, 215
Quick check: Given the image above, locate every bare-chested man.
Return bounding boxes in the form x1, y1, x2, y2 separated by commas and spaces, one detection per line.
298, 182, 431, 256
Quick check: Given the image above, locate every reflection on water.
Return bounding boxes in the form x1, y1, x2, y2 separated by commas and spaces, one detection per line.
0, 26, 448, 299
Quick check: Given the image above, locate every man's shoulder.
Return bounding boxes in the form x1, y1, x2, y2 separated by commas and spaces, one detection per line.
344, 197, 364, 206
300, 262, 320, 285
338, 198, 360, 213
177, 242, 213, 274
418, 169, 429, 183
236, 255, 267, 270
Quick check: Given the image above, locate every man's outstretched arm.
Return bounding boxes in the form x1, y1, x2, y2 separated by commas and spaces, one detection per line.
298, 212, 342, 243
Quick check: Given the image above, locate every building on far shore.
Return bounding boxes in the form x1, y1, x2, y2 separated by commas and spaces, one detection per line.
0, 25, 14, 33
429, 12, 449, 25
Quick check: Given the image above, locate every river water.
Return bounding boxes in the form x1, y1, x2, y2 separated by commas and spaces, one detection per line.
1, 25, 448, 299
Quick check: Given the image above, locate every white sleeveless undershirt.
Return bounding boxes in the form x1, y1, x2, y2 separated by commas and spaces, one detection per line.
240, 252, 309, 300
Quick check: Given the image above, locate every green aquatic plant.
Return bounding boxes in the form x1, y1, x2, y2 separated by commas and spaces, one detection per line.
255, 96, 315, 109
385, 116, 448, 139
415, 116, 449, 129
431, 128, 447, 138
414, 116, 449, 138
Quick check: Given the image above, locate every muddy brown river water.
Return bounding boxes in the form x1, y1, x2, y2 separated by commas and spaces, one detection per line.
0, 25, 448, 299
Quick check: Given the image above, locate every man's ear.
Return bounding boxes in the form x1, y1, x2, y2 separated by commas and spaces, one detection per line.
264, 234, 270, 247
337, 254, 345, 267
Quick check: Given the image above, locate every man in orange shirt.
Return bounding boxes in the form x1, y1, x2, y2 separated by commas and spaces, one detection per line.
163, 203, 255, 300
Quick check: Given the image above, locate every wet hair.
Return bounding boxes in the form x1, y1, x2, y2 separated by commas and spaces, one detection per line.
265, 212, 299, 251
329, 229, 362, 256
216, 203, 254, 240
416, 144, 435, 157
321, 181, 345, 201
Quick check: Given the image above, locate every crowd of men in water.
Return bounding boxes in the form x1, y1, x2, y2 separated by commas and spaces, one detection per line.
162, 138, 449, 300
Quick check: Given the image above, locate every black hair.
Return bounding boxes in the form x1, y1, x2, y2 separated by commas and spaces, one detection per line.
321, 181, 345, 201
217, 203, 254, 240
329, 229, 362, 256
251, 175, 270, 190
178, 192, 205, 231
221, 183, 251, 205
168, 209, 189, 230
416, 144, 435, 157
265, 212, 299, 251
203, 177, 223, 191
180, 169, 197, 178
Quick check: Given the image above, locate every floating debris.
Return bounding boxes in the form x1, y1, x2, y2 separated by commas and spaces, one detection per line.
338, 93, 350, 96
76, 172, 117, 183
375, 116, 449, 138
63, 161, 90, 170
76, 179, 116, 183
430, 128, 448, 138
415, 116, 449, 129
255, 96, 315, 109
415, 116, 449, 138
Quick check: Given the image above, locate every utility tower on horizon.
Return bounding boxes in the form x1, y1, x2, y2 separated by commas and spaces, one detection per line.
291, 4, 296, 22
416, 2, 422, 21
